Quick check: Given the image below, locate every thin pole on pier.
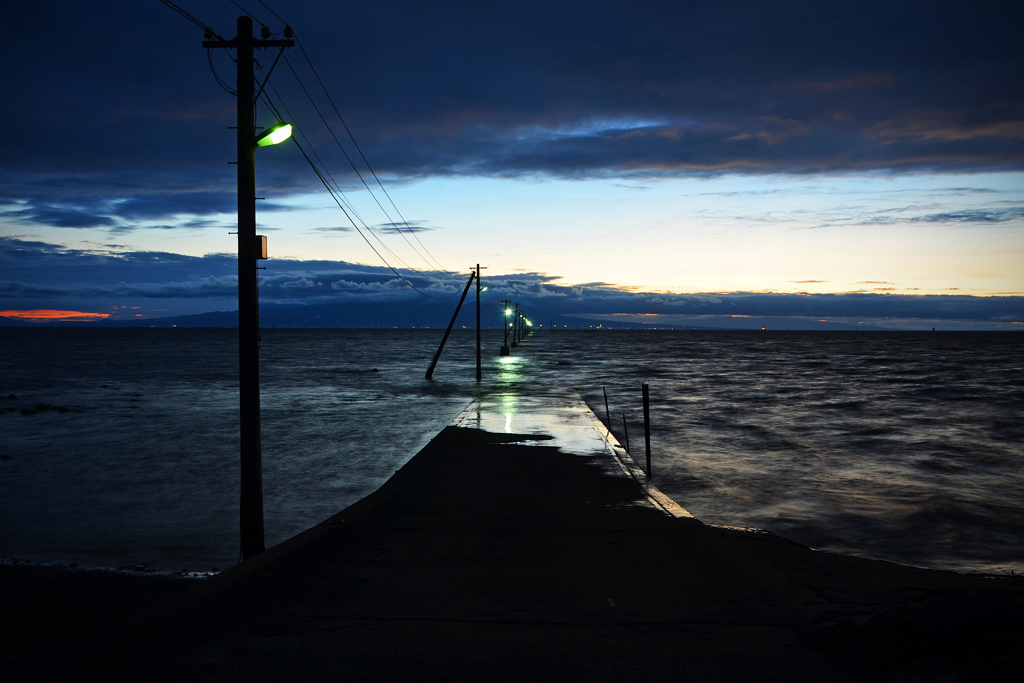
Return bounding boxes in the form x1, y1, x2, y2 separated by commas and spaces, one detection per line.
425, 271, 475, 379
642, 383, 651, 479
500, 299, 511, 355
602, 385, 611, 428
622, 414, 630, 453
511, 303, 519, 347
475, 264, 482, 381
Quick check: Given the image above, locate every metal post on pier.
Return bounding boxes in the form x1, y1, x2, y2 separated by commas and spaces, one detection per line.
622, 414, 630, 453
603, 385, 611, 428
642, 383, 651, 479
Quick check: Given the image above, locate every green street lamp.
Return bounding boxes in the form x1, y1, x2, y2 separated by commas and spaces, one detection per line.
256, 122, 293, 147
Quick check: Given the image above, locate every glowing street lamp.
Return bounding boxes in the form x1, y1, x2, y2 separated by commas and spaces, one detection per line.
255, 122, 293, 147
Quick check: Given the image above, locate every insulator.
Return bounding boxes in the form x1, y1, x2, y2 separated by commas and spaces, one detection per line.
283, 25, 293, 39
204, 27, 214, 40
261, 25, 271, 39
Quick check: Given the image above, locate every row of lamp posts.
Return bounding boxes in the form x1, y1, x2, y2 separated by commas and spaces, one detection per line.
500, 300, 532, 356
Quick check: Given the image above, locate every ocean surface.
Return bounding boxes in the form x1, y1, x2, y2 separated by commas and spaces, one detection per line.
1, 328, 1021, 575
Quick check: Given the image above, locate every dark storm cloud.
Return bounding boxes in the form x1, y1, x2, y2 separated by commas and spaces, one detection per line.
1, 0, 1022, 227
0, 237, 235, 291
0, 186, 294, 232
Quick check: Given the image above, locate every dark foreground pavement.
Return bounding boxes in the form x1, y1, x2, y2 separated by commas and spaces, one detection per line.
11, 395, 1024, 682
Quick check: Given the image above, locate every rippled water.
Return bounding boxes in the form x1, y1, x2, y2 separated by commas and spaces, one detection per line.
1, 328, 1021, 574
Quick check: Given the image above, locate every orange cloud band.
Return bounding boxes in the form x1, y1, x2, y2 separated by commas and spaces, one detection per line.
0, 309, 111, 321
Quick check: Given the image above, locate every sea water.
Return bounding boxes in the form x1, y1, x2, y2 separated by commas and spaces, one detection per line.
1, 328, 1020, 574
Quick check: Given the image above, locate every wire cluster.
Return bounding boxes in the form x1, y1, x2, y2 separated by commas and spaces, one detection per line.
162, 0, 469, 299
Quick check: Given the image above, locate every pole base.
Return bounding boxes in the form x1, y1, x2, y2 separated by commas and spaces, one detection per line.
511, 342, 517, 348
500, 346, 510, 356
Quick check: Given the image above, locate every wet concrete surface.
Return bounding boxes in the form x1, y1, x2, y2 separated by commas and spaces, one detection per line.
15, 392, 1022, 682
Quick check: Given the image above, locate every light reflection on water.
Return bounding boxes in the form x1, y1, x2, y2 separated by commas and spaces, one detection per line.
0, 328, 1021, 575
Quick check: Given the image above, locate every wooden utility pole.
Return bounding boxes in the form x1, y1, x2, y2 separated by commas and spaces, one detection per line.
475, 264, 482, 380
500, 298, 511, 355
204, 16, 293, 561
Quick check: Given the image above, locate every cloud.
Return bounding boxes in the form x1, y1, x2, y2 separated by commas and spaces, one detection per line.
786, 202, 1024, 231
0, 189, 301, 232
280, 278, 318, 289
1, 0, 1021, 229
0, 190, 234, 231
1, 236, 1021, 326
663, 295, 723, 306
866, 117, 1024, 144
374, 221, 438, 234
0, 309, 110, 321
790, 73, 900, 93
329, 278, 408, 293
910, 208, 1024, 223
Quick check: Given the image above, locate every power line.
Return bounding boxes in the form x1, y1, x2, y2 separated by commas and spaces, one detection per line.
159, 3, 238, 94
255, 0, 455, 278
257, 79, 428, 278
292, 137, 461, 300
247, 12, 453, 280
208, 48, 237, 95
177, 1, 459, 296
255, 0, 286, 24
227, 0, 262, 24
290, 37, 454, 276
259, 76, 363, 220
278, 52, 448, 276
256, 89, 460, 300
159, 0, 217, 35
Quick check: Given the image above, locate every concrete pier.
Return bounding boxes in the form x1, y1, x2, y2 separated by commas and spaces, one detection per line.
42, 393, 1021, 681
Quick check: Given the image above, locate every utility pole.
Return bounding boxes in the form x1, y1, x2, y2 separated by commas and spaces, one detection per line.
204, 17, 293, 561
512, 303, 519, 347
475, 264, 482, 380
500, 298, 511, 355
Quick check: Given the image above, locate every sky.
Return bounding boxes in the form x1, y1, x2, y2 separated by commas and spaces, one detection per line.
1, 0, 1022, 329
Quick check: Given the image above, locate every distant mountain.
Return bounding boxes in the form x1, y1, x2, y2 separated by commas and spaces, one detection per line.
1, 301, 686, 330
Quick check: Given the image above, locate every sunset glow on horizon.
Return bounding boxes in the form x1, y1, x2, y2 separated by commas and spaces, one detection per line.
0, 310, 111, 321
